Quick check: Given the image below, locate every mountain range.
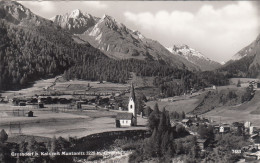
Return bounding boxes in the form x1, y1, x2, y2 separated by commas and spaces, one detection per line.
51, 9, 222, 71
0, 1, 201, 91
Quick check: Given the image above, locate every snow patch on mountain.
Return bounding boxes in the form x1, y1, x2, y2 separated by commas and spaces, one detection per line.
167, 45, 211, 61
69, 9, 82, 19
220, 61, 226, 65
89, 25, 101, 37
166, 45, 221, 71
132, 30, 145, 40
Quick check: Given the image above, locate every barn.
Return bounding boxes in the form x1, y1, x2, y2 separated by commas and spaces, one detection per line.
28, 111, 34, 117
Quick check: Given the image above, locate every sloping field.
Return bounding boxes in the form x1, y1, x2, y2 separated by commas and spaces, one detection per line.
145, 93, 202, 113
203, 90, 260, 126
191, 87, 246, 115
1, 78, 56, 99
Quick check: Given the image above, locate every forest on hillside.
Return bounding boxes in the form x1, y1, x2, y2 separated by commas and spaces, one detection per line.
0, 18, 229, 96
219, 55, 260, 78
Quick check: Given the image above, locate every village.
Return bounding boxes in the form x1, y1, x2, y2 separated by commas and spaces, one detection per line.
1, 77, 260, 162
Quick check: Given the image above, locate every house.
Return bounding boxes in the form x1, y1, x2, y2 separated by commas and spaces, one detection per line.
257, 82, 260, 88
250, 126, 255, 135
19, 102, 26, 106
76, 101, 83, 109
213, 125, 220, 134
232, 122, 244, 135
28, 111, 33, 117
244, 154, 258, 162
245, 121, 252, 128
249, 81, 259, 89
250, 134, 259, 143
245, 151, 260, 160
182, 119, 192, 127
115, 113, 134, 127
197, 138, 209, 150
38, 103, 44, 108
219, 125, 230, 133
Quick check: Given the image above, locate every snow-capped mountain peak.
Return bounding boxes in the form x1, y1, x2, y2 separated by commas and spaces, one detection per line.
167, 44, 210, 60
69, 9, 82, 18
50, 9, 97, 34
166, 44, 221, 71
99, 14, 126, 31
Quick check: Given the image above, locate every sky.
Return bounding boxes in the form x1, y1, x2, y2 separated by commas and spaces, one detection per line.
19, 1, 260, 63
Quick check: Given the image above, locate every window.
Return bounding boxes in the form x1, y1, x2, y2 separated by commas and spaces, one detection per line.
130, 105, 132, 109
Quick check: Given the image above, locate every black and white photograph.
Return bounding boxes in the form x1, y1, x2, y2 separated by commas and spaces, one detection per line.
0, 0, 259, 162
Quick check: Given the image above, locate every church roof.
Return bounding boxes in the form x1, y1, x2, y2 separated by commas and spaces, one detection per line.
129, 83, 135, 101
116, 112, 133, 120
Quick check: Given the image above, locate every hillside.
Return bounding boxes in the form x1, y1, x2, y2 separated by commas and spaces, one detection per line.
220, 34, 260, 78
203, 90, 260, 126
0, 1, 112, 90
190, 86, 253, 115
52, 10, 200, 71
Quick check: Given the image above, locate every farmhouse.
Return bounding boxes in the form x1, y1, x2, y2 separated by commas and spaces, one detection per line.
245, 121, 252, 128
115, 83, 137, 127
19, 102, 26, 106
219, 125, 230, 133
197, 138, 209, 150
181, 119, 192, 127
27, 111, 34, 117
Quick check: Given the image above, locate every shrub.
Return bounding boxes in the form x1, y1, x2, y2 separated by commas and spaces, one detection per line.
87, 155, 103, 161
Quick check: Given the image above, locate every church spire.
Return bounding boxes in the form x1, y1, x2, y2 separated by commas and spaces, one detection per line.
130, 83, 135, 101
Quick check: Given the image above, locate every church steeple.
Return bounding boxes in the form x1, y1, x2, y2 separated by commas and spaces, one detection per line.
128, 83, 137, 126
129, 83, 135, 101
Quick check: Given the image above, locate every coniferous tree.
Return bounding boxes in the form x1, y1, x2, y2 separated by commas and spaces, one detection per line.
0, 129, 8, 143
148, 103, 160, 131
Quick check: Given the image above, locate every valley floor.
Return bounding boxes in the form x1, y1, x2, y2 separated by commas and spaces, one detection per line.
0, 103, 147, 138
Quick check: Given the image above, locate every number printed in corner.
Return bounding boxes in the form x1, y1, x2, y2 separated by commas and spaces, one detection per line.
232, 150, 241, 154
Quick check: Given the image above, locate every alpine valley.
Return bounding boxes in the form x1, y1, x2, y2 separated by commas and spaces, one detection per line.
0, 1, 227, 91
1, 1, 260, 163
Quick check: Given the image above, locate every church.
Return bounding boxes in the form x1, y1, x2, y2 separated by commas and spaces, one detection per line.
115, 83, 137, 127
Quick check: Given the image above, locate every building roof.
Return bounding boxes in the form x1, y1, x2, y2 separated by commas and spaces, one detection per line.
129, 83, 135, 101
197, 139, 207, 143
182, 119, 191, 123
220, 125, 230, 129
116, 112, 133, 120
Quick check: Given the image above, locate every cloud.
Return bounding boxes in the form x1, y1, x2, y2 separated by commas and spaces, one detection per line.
124, 2, 259, 62
81, 1, 107, 9
19, 1, 56, 13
